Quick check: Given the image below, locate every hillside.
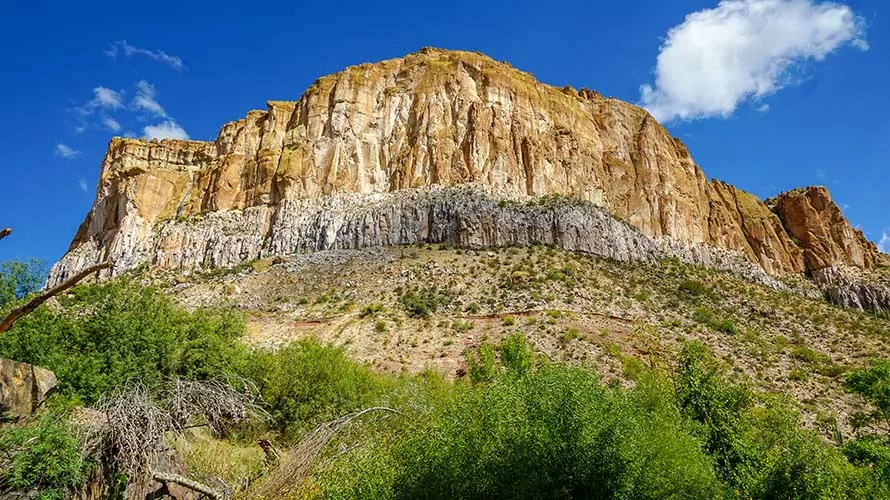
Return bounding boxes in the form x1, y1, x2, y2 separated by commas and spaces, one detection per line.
160, 244, 889, 436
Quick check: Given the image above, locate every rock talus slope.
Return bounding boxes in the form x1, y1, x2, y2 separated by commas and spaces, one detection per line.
49, 48, 887, 310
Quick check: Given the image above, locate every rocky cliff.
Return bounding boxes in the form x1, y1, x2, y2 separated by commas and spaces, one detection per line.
49, 48, 888, 311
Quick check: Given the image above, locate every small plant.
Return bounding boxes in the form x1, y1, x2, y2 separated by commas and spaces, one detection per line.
467, 343, 498, 384
502, 315, 516, 326
452, 320, 475, 333
792, 346, 826, 365
0, 409, 91, 499
679, 280, 716, 300
845, 359, 890, 430
398, 286, 454, 318
360, 303, 386, 318
559, 327, 582, 345
545, 309, 563, 319
692, 307, 736, 334
374, 320, 388, 333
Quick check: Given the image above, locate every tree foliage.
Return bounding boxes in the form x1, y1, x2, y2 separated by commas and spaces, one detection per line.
0, 279, 245, 404
0, 258, 45, 307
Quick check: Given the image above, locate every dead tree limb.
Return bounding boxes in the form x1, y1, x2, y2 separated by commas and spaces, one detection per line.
0, 228, 10, 241
0, 261, 112, 333
152, 472, 221, 499
253, 407, 402, 498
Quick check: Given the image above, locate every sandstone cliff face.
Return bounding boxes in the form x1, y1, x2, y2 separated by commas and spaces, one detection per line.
49, 48, 886, 310
768, 186, 880, 270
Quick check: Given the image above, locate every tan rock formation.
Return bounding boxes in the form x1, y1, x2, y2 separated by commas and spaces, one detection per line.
768, 186, 879, 271
0, 358, 57, 418
49, 48, 885, 309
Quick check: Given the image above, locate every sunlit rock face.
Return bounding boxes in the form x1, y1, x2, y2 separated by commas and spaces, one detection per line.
48, 48, 886, 311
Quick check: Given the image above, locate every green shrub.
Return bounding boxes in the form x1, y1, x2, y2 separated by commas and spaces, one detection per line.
559, 327, 582, 345
398, 286, 453, 318
451, 320, 474, 333
237, 339, 388, 439
679, 279, 715, 300
675, 342, 882, 498
846, 359, 890, 429
0, 409, 91, 499
359, 303, 385, 318
498, 333, 534, 377
0, 280, 245, 404
844, 436, 890, 485
318, 363, 723, 499
692, 307, 737, 334
467, 343, 498, 385
792, 346, 827, 365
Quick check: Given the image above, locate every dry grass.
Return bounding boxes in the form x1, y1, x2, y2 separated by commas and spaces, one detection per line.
174, 430, 267, 496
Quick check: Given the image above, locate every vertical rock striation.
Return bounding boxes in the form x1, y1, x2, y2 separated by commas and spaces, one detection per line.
49, 48, 887, 311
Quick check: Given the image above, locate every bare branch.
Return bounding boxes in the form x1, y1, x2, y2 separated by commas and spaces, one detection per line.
78, 377, 266, 485
0, 261, 112, 333
252, 406, 402, 498
0, 228, 10, 241
153, 472, 221, 499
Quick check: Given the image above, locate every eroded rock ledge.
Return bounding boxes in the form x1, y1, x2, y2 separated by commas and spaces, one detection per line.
49, 48, 888, 312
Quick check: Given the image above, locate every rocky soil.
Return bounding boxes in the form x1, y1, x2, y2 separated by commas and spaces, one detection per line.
155, 244, 890, 439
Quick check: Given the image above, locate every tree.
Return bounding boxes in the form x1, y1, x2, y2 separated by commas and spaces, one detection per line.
0, 258, 45, 308
846, 359, 890, 431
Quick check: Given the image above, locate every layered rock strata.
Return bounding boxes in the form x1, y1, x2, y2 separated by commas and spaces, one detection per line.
49, 48, 887, 311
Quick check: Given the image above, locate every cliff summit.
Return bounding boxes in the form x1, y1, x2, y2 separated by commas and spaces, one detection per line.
49, 48, 888, 311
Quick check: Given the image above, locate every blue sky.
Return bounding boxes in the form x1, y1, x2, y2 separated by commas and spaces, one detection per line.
1, 0, 887, 266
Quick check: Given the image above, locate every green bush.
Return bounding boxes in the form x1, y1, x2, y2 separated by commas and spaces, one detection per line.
0, 409, 91, 499
451, 320, 474, 333
398, 286, 453, 318
359, 303, 385, 318
0, 280, 245, 404
846, 359, 890, 429
792, 346, 827, 365
679, 279, 715, 300
844, 436, 890, 484
318, 362, 723, 499
237, 338, 388, 439
675, 342, 883, 498
692, 307, 737, 334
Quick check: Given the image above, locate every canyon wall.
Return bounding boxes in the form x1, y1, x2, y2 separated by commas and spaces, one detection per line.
49, 48, 887, 310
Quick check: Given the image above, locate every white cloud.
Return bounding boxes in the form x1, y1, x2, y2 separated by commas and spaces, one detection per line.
88, 86, 124, 110
143, 120, 189, 140
102, 116, 122, 132
879, 231, 889, 253
55, 144, 80, 159
105, 40, 185, 70
130, 80, 166, 116
78, 178, 89, 192
639, 0, 868, 122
